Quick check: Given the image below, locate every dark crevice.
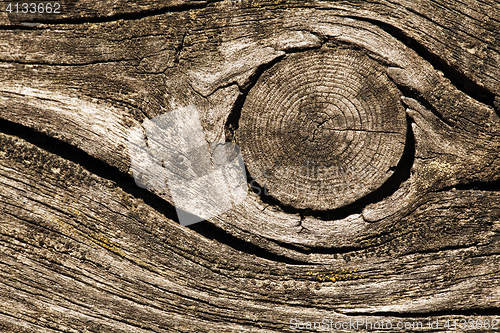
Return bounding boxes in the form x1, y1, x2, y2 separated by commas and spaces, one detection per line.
281, 41, 325, 55
275, 238, 364, 255
0, 118, 179, 222
342, 307, 500, 318
396, 83, 454, 127
173, 30, 187, 65
224, 43, 416, 232
437, 180, 500, 193
224, 53, 286, 141
188, 222, 308, 265
3, 0, 221, 26
0, 118, 305, 265
0, 23, 48, 30
277, 225, 401, 255
237, 114, 415, 225
0, 58, 130, 67
495, 96, 500, 118
224, 47, 330, 140
343, 16, 496, 109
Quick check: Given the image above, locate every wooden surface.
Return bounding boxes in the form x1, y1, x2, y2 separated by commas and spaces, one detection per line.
1, 0, 500, 332
237, 48, 407, 210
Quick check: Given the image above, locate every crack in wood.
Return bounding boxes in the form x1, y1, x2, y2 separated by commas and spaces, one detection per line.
1, 0, 224, 26
238, 114, 416, 223
0, 118, 314, 265
341, 15, 496, 109
1, 3, 500, 330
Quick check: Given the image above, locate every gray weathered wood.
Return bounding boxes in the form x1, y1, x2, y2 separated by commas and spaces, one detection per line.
1, 0, 500, 331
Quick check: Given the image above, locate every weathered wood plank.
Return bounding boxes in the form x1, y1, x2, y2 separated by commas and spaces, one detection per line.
1, 0, 500, 331
3, 0, 498, 96
0, 0, 212, 25
1, 130, 499, 332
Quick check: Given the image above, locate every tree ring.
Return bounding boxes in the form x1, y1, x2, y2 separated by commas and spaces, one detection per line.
238, 49, 407, 210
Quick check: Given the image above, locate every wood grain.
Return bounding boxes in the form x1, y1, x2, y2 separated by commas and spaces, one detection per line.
1, 0, 499, 331
238, 48, 406, 210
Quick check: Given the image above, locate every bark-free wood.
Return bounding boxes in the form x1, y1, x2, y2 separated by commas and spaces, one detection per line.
238, 48, 406, 210
1, 0, 500, 332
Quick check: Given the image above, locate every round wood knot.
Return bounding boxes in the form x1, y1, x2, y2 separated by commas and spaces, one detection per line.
238, 49, 407, 210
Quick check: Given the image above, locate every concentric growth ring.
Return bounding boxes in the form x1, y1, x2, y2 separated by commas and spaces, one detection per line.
238, 49, 407, 210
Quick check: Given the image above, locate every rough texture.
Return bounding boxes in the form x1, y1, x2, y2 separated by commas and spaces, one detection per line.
1, 0, 500, 332
238, 49, 406, 210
